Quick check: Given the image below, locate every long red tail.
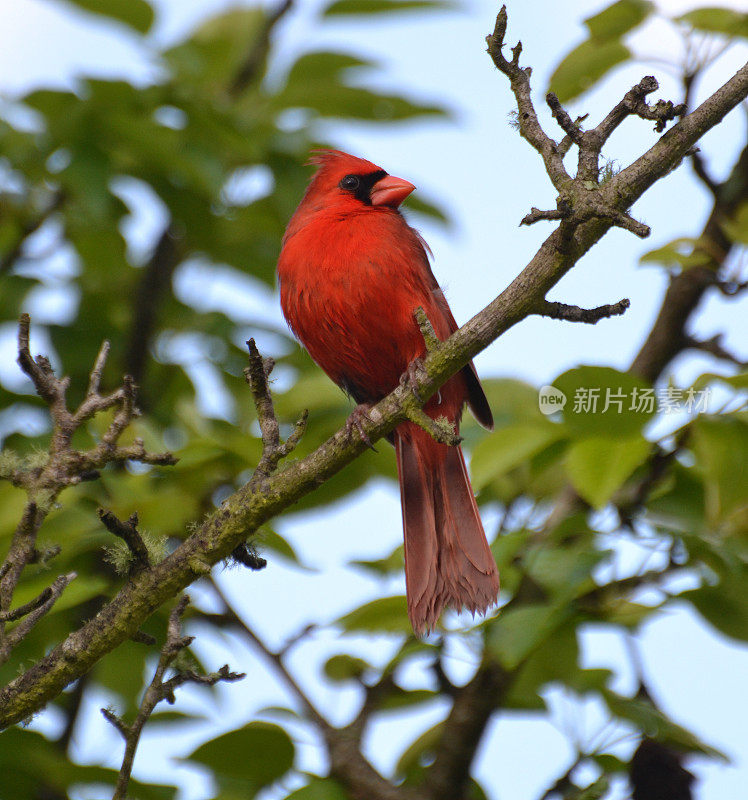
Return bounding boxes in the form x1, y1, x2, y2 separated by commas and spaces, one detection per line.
395, 425, 500, 634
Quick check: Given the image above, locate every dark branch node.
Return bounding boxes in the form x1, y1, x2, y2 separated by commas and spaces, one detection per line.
98, 508, 151, 574
230, 542, 268, 571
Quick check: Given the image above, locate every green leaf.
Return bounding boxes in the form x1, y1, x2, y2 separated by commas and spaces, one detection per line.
640, 237, 714, 270
56, 0, 154, 34
590, 752, 628, 774
585, 0, 654, 39
549, 39, 630, 103
285, 778, 349, 800
680, 567, 748, 642
379, 687, 438, 712
565, 435, 650, 509
481, 378, 549, 426
257, 528, 311, 570
526, 539, 606, 600
277, 52, 446, 121
690, 371, 748, 393
351, 543, 404, 576
336, 595, 411, 633
601, 690, 728, 760
148, 710, 208, 726
503, 621, 579, 708
324, 0, 454, 14
471, 422, 566, 492
553, 366, 655, 438
645, 461, 705, 531
575, 776, 611, 800
323, 654, 370, 682
403, 193, 450, 225
185, 722, 294, 786
486, 603, 571, 670
164, 8, 268, 94
678, 8, 748, 38
691, 415, 748, 528
721, 201, 748, 244
395, 721, 444, 778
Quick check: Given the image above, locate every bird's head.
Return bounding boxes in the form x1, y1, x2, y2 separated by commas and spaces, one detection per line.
304, 149, 415, 211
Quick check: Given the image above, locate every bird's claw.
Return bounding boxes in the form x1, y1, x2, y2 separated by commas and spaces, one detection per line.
400, 357, 426, 403
346, 404, 377, 452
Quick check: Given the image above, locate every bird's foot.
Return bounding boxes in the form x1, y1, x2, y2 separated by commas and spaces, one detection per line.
400, 357, 427, 403
346, 403, 377, 452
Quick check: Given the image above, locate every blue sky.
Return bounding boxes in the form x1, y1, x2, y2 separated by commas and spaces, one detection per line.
0, 1, 746, 798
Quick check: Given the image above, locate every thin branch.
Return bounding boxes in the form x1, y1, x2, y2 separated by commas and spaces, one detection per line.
486, 6, 571, 191
0, 572, 76, 663
244, 338, 308, 481
103, 595, 244, 800
0, 190, 64, 277
520, 204, 571, 226
17, 313, 68, 412
124, 226, 182, 397
685, 333, 747, 367
415, 306, 442, 353
406, 408, 462, 446
546, 92, 585, 144
537, 298, 631, 324
595, 75, 685, 140
0, 317, 175, 666
207, 578, 329, 730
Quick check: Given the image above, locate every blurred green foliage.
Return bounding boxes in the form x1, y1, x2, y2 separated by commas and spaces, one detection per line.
0, 1, 746, 799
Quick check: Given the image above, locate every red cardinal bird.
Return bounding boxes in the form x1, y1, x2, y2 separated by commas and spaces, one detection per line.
277, 150, 499, 633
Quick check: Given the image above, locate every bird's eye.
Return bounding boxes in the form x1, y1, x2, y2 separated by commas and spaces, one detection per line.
340, 175, 360, 191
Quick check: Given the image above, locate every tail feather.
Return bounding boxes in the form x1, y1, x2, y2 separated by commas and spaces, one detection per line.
396, 427, 500, 634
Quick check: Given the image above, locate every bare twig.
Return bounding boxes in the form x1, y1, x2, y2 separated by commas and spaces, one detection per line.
596, 75, 685, 140
486, 6, 571, 191
546, 92, 585, 144
537, 298, 631, 324
520, 204, 571, 226
0, 190, 64, 277
415, 306, 441, 352
245, 338, 307, 481
207, 578, 328, 729
0, 572, 76, 664
0, 316, 175, 665
406, 408, 462, 446
685, 333, 747, 368
124, 226, 181, 394
103, 595, 244, 800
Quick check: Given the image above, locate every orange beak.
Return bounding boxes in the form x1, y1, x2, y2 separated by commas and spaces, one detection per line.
370, 174, 415, 208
